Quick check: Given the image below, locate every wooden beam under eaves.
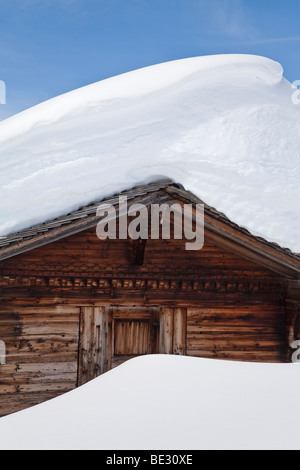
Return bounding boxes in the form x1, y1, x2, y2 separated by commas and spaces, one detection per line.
131, 239, 147, 266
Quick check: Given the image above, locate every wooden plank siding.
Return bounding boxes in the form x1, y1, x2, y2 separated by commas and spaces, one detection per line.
0, 305, 80, 417
0, 221, 291, 417
78, 307, 105, 386
187, 305, 285, 362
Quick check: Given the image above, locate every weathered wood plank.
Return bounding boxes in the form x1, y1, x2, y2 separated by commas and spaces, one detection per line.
160, 308, 174, 354
104, 307, 113, 373
0, 304, 80, 416
173, 308, 187, 355
78, 307, 105, 386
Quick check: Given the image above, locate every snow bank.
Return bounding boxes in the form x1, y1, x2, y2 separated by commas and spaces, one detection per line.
0, 355, 299, 450
0, 54, 299, 252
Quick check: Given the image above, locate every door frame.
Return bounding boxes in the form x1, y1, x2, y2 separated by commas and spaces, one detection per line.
78, 305, 187, 386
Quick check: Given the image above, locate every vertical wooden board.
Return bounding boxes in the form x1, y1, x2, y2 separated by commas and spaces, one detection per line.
93, 307, 105, 376
139, 320, 151, 354
78, 307, 91, 386
78, 307, 89, 385
173, 308, 187, 355
150, 308, 160, 355
78, 307, 105, 386
104, 307, 113, 373
113, 320, 151, 355
160, 308, 174, 354
113, 320, 124, 355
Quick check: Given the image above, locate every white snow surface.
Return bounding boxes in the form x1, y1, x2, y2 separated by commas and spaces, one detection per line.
0, 54, 299, 252
0, 355, 299, 450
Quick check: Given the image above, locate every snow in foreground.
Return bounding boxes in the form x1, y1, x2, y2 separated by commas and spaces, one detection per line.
0, 55, 299, 252
0, 355, 299, 450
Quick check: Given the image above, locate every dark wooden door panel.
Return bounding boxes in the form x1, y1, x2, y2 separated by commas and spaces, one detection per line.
113, 320, 151, 355
110, 307, 160, 370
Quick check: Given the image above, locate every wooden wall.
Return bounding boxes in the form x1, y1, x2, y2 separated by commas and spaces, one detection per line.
0, 305, 79, 417
187, 305, 285, 363
0, 225, 290, 417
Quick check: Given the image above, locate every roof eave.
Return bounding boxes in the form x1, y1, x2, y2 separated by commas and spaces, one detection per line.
0, 180, 299, 280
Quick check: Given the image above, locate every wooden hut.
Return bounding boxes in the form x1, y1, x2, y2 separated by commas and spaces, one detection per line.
0, 180, 299, 417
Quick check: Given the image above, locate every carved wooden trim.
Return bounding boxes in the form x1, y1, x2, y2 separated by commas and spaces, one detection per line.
0, 274, 283, 294
0, 262, 284, 278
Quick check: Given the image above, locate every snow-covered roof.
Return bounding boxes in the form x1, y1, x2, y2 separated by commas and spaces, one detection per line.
0, 54, 299, 252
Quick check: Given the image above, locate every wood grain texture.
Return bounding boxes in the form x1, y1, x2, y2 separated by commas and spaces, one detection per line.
187, 305, 285, 362
160, 308, 174, 354
0, 216, 296, 417
110, 307, 160, 371
0, 306, 79, 417
78, 307, 105, 386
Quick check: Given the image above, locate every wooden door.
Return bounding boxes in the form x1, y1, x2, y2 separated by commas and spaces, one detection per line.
78, 306, 187, 386
78, 306, 160, 386
109, 307, 160, 370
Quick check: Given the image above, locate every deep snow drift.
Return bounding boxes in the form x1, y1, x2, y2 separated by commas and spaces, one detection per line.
0, 355, 299, 450
0, 55, 299, 252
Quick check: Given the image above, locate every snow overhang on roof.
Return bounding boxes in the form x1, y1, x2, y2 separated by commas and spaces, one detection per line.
0, 180, 299, 280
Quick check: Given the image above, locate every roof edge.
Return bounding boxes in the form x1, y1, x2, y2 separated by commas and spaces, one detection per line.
0, 180, 299, 279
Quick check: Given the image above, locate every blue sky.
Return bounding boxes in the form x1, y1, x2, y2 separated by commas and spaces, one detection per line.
0, 0, 299, 120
